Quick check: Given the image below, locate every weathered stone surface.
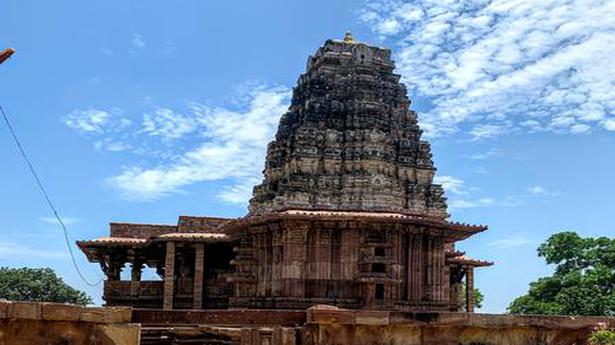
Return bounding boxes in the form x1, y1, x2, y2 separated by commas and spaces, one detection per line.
355, 310, 390, 325
80, 306, 132, 324
303, 310, 611, 345
7, 301, 42, 320
0, 300, 8, 319
0, 302, 139, 345
42, 302, 82, 321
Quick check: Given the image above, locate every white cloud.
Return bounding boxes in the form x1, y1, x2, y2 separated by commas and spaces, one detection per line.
132, 33, 146, 49
40, 216, 80, 226
141, 108, 197, 140
361, 0, 615, 139
63, 108, 111, 134
218, 177, 260, 204
487, 233, 535, 249
528, 185, 546, 195
470, 124, 508, 141
527, 185, 560, 197
467, 148, 502, 160
63, 108, 131, 135
434, 175, 466, 195
107, 85, 291, 202
605, 119, 615, 131
449, 197, 495, 209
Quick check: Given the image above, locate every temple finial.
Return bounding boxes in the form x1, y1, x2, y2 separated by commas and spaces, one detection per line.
343, 31, 356, 43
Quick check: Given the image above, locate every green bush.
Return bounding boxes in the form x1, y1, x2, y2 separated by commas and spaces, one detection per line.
589, 329, 615, 345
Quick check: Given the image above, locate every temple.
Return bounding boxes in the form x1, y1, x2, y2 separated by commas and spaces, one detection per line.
78, 33, 492, 314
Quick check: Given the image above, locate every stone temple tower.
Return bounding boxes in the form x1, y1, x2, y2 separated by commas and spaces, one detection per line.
249, 32, 447, 219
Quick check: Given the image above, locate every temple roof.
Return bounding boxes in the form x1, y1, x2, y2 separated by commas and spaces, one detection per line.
156, 232, 228, 241
447, 254, 494, 267
226, 209, 487, 241
77, 237, 148, 246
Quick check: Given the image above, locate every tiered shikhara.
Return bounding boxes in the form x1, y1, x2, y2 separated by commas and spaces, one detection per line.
79, 33, 491, 313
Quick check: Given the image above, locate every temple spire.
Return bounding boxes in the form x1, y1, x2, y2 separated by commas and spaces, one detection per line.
343, 31, 356, 43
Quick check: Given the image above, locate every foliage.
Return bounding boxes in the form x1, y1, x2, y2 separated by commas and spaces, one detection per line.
0, 267, 92, 305
508, 232, 615, 316
462, 285, 484, 310
589, 329, 615, 345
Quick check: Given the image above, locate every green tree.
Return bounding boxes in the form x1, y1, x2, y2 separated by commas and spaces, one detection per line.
508, 232, 615, 316
0, 267, 92, 305
590, 329, 615, 345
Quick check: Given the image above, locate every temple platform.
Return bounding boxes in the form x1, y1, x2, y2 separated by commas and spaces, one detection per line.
134, 306, 615, 345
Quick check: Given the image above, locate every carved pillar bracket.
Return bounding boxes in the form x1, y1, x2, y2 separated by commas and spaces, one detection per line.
163, 241, 176, 310
193, 243, 205, 309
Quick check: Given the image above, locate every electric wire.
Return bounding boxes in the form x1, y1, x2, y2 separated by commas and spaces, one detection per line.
1, 104, 102, 286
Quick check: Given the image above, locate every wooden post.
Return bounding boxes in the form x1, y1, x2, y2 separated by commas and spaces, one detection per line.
163, 242, 176, 310
466, 266, 475, 313
193, 243, 205, 309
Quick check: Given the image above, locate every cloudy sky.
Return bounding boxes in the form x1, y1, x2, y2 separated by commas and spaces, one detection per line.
1, 0, 614, 312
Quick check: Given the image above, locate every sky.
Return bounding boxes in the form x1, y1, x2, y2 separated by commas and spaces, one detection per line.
1, 0, 614, 313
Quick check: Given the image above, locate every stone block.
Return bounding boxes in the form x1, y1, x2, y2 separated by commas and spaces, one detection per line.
307, 307, 354, 325
240, 328, 253, 345
42, 302, 82, 321
272, 326, 297, 345
7, 301, 42, 320
0, 300, 9, 318
81, 306, 132, 324
355, 310, 390, 326
80, 307, 108, 323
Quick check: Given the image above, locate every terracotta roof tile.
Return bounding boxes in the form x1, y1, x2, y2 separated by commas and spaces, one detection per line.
77, 237, 148, 246
447, 255, 493, 267
229, 209, 487, 235
156, 232, 229, 241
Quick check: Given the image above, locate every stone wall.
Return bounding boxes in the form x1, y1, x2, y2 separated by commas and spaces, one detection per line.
0, 300, 140, 345
303, 306, 615, 345
109, 223, 177, 238
132, 307, 615, 345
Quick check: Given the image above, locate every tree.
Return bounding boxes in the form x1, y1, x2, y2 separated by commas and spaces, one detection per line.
590, 329, 615, 345
508, 232, 615, 316
0, 267, 92, 305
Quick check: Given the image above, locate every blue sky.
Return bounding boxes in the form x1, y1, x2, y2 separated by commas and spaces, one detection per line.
1, 0, 614, 313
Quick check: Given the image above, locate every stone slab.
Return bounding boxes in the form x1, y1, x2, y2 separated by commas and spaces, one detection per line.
355, 310, 390, 326
81, 306, 132, 324
0, 300, 9, 318
7, 301, 42, 320
307, 309, 355, 325
42, 302, 82, 321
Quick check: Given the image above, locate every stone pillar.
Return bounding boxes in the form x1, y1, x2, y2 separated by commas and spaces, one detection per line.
193, 243, 205, 309
106, 259, 122, 281
131, 260, 142, 282
466, 266, 474, 313
130, 259, 143, 296
282, 221, 309, 297
163, 242, 176, 310
364, 283, 375, 308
